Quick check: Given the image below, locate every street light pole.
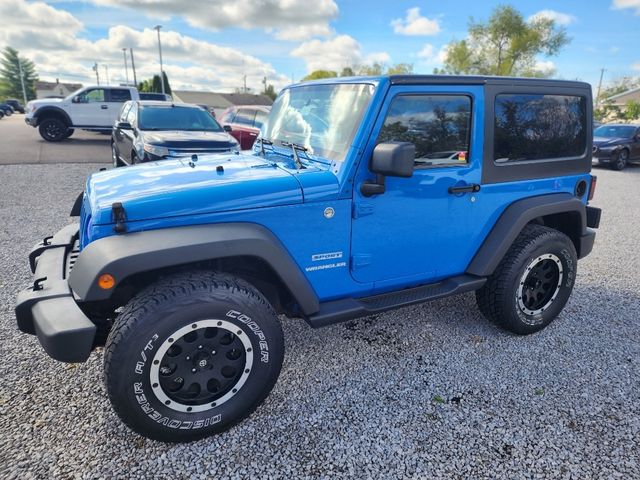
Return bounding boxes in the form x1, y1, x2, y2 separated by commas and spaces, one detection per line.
154, 25, 165, 95
122, 48, 129, 85
17, 56, 28, 105
103, 65, 110, 85
130, 48, 138, 87
92, 62, 100, 85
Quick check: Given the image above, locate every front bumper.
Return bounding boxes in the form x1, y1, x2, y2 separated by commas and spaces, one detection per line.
15, 224, 96, 362
24, 116, 37, 127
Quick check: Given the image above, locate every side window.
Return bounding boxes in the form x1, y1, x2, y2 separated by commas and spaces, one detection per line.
235, 108, 257, 126
109, 89, 132, 102
119, 103, 132, 121
494, 94, 586, 163
126, 104, 137, 126
78, 88, 105, 103
220, 109, 236, 124
254, 109, 268, 129
377, 95, 471, 167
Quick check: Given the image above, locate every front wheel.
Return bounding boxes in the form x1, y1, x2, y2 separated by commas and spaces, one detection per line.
610, 149, 629, 171
38, 118, 68, 142
104, 272, 284, 442
476, 224, 577, 335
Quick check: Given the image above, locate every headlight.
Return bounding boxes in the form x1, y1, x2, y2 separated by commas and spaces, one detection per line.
143, 144, 169, 157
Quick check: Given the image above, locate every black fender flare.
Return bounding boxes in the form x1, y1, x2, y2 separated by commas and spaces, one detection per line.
466, 193, 587, 277
68, 223, 320, 315
33, 106, 72, 127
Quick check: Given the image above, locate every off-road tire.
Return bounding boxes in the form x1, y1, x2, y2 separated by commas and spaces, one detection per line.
476, 224, 577, 335
610, 149, 629, 171
64, 128, 74, 139
38, 118, 68, 142
104, 271, 284, 442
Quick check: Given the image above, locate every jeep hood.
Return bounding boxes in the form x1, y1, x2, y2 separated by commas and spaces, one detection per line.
86, 153, 304, 225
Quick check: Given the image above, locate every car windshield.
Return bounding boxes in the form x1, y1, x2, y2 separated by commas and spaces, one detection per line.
139, 106, 223, 132
261, 83, 375, 162
594, 125, 636, 138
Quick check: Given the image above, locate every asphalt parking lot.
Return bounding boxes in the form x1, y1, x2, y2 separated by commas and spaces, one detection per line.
0, 131, 639, 478
0, 114, 111, 165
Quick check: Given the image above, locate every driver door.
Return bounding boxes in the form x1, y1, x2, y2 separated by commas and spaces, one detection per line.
72, 88, 109, 126
350, 85, 486, 286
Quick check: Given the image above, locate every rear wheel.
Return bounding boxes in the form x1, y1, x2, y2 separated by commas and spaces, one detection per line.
38, 118, 68, 142
476, 224, 577, 335
104, 271, 284, 442
610, 149, 629, 171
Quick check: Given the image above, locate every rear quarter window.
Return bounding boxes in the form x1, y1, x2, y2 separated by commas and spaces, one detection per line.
494, 94, 587, 164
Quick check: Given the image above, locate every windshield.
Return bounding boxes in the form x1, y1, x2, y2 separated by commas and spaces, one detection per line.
65, 87, 85, 101
594, 125, 636, 138
139, 106, 223, 131
262, 83, 374, 162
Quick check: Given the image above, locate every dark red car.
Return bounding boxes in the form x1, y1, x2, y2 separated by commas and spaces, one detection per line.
219, 105, 271, 150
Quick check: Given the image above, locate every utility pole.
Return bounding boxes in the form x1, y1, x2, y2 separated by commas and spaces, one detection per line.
92, 62, 100, 85
17, 56, 28, 105
130, 48, 138, 87
595, 68, 606, 110
262, 75, 267, 93
243, 75, 247, 93
122, 48, 129, 85
103, 65, 110, 85
154, 25, 165, 95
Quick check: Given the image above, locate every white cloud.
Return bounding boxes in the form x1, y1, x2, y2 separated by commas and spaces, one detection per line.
613, 0, 640, 15
632, 62, 640, 71
291, 34, 390, 73
528, 9, 577, 25
535, 60, 556, 75
416, 43, 449, 66
0, 0, 290, 92
91, 0, 338, 40
391, 7, 441, 36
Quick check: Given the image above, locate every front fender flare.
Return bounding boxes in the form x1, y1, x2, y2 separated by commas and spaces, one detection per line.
68, 223, 320, 315
33, 106, 72, 127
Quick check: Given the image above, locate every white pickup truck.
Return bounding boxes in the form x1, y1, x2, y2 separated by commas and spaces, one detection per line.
25, 85, 143, 142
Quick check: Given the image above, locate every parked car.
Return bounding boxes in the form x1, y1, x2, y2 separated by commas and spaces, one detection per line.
0, 109, 4, 120
25, 85, 140, 142
593, 123, 640, 170
111, 101, 239, 166
16, 75, 601, 442
0, 103, 14, 116
5, 99, 25, 113
139, 92, 172, 101
219, 105, 271, 150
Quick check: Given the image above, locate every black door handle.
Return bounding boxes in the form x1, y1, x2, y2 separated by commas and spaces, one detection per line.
101, 105, 108, 109
448, 183, 481, 194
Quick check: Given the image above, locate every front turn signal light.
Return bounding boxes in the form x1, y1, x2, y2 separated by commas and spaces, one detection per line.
98, 273, 116, 290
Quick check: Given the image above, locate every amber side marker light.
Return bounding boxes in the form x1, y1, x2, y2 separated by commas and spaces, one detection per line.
98, 273, 116, 290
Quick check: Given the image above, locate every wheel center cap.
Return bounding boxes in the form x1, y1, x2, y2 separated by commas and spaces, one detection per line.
198, 359, 207, 368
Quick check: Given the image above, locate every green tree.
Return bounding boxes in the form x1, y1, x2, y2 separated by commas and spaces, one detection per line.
594, 77, 640, 121
625, 100, 640, 120
302, 70, 338, 81
261, 84, 278, 101
438, 5, 569, 77
386, 63, 414, 75
340, 67, 355, 77
0, 47, 38, 101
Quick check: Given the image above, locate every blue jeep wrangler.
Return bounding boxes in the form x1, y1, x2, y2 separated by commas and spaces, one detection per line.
16, 75, 601, 442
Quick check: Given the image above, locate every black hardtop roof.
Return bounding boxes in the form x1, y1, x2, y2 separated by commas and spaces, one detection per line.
388, 74, 591, 90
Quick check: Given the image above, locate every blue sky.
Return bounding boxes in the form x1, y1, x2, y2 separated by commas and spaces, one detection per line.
1, 0, 638, 92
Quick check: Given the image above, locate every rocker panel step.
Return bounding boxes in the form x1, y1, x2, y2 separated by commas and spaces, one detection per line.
306, 274, 486, 328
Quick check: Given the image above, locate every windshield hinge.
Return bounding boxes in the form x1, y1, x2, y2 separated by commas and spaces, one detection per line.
112, 202, 127, 233
351, 254, 372, 269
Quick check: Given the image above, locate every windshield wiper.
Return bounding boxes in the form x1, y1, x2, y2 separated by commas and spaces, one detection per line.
256, 137, 273, 157
281, 141, 307, 169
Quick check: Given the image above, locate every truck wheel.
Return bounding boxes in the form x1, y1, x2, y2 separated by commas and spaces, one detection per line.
475, 224, 577, 335
64, 128, 74, 139
38, 118, 68, 142
103, 271, 284, 442
610, 149, 628, 171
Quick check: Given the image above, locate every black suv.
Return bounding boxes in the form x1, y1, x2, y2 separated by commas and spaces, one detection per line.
593, 124, 640, 170
5, 99, 25, 114
111, 101, 239, 167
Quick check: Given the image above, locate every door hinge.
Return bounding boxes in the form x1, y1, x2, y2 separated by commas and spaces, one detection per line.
352, 203, 374, 219
351, 254, 372, 269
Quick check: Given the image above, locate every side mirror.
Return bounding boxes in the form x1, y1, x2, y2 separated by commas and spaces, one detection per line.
361, 142, 415, 197
115, 121, 132, 130
72, 96, 80, 103
223, 125, 232, 132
